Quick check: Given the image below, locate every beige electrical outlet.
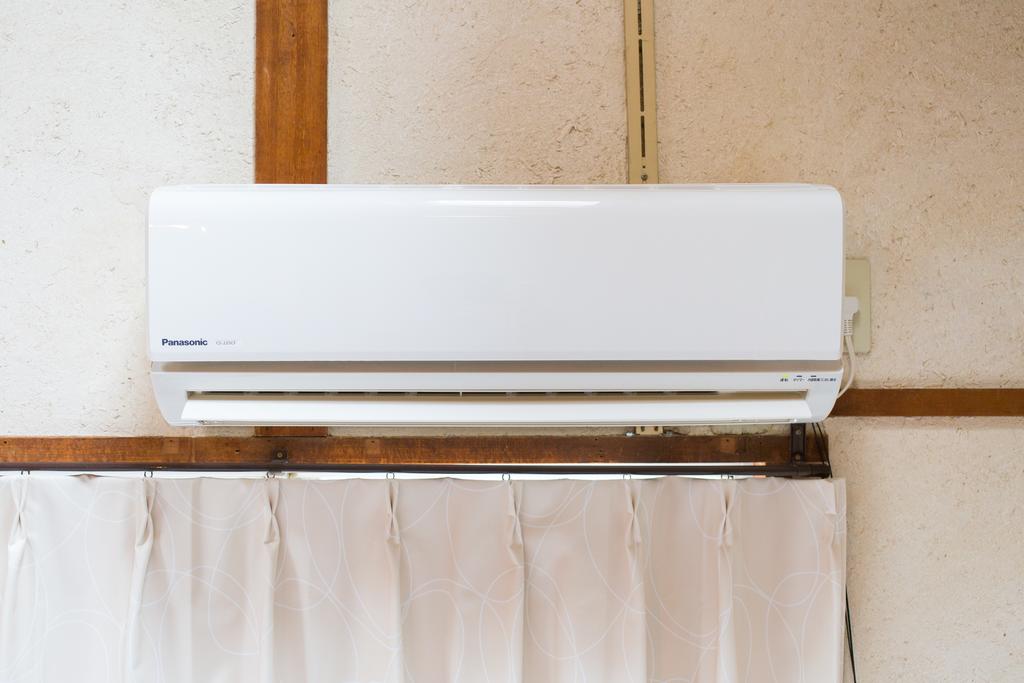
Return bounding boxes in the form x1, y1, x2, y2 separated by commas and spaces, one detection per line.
844, 258, 871, 353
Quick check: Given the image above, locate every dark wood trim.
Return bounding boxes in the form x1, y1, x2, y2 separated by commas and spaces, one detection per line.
0, 434, 823, 475
255, 0, 328, 183
832, 388, 1024, 417
2, 389, 1018, 470
253, 0, 328, 431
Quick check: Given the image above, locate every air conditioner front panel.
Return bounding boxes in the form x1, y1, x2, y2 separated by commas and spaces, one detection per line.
148, 184, 843, 364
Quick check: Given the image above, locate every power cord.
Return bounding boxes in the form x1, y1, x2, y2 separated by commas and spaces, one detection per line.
846, 590, 859, 682
813, 421, 857, 681
834, 297, 861, 678
837, 296, 860, 398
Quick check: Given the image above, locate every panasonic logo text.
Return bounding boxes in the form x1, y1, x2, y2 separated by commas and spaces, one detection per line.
161, 338, 209, 347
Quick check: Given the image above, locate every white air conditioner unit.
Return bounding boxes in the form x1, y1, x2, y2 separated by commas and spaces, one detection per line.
148, 184, 844, 426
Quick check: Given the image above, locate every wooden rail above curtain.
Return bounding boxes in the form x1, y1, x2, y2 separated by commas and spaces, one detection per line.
0, 433, 831, 477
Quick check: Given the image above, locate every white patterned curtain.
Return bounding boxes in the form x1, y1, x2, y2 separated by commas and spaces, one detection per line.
0, 475, 845, 682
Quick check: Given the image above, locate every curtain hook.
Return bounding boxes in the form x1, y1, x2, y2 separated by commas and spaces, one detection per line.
623, 472, 632, 480
501, 472, 511, 481
385, 471, 396, 480
266, 470, 277, 479
20, 469, 30, 477
144, 470, 154, 479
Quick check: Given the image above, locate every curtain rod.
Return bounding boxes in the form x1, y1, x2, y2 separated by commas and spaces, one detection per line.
0, 462, 832, 478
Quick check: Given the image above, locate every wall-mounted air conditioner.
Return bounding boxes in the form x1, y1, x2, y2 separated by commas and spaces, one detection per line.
148, 184, 844, 426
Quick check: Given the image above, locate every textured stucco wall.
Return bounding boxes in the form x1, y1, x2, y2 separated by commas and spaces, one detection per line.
0, 0, 253, 435
829, 418, 1024, 681
328, 0, 626, 183
655, 0, 1024, 387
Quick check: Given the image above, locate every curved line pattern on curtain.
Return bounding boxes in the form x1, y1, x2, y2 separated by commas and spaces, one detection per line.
0, 476, 846, 683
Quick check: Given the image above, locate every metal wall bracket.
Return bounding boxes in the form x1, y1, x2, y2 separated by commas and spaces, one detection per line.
629, 425, 665, 437
789, 423, 807, 462
624, 0, 659, 183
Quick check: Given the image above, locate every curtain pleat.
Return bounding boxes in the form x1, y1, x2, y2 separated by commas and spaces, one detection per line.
518, 480, 647, 682
727, 479, 846, 683
134, 478, 279, 681
635, 477, 732, 682
0, 476, 141, 682
0, 476, 846, 683
397, 478, 525, 683
260, 478, 281, 683
272, 479, 401, 682
123, 477, 154, 681
0, 476, 29, 682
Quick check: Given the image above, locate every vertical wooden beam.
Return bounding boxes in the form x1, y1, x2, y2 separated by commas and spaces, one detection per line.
254, 0, 328, 437
255, 0, 328, 183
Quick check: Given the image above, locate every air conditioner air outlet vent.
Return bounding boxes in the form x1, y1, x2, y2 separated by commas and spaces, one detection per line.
178, 390, 815, 427
188, 390, 724, 399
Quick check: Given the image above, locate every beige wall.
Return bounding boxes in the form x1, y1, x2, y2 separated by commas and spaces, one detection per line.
829, 418, 1023, 681
328, 0, 626, 184
0, 0, 1021, 680
0, 0, 253, 435
656, 0, 1024, 387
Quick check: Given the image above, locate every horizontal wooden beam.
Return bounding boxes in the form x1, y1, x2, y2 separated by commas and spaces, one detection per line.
0, 390, 1017, 471
0, 434, 826, 475
833, 388, 1024, 417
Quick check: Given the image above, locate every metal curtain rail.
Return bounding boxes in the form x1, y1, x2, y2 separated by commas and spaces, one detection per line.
0, 464, 832, 478
0, 462, 832, 477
